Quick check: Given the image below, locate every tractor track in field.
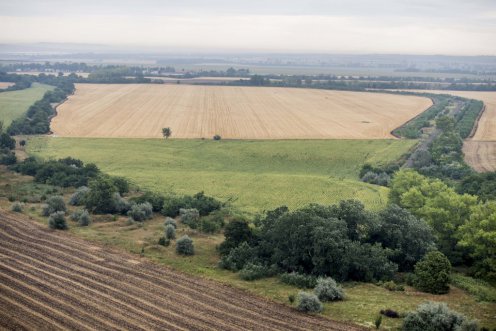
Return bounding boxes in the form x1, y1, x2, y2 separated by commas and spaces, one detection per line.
0, 210, 363, 331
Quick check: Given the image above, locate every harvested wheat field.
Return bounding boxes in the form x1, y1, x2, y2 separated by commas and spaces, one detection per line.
51, 84, 431, 139
0, 82, 14, 89
0, 210, 361, 331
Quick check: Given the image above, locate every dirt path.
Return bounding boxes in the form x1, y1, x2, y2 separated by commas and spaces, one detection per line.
0, 210, 363, 331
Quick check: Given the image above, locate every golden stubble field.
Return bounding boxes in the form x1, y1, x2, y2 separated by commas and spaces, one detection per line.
51, 84, 431, 139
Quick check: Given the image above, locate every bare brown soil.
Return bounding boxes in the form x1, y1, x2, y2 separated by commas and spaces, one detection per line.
51, 84, 431, 139
0, 210, 362, 331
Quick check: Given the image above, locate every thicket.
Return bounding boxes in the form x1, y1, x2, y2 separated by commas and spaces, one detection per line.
219, 200, 435, 282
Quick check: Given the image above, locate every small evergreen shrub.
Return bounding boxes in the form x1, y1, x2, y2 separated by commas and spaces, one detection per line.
375, 315, 382, 329
165, 224, 176, 240
164, 217, 177, 228
314, 277, 345, 302
78, 209, 91, 226
414, 251, 451, 294
297, 292, 323, 313
69, 186, 89, 206
288, 294, 296, 304
158, 237, 170, 246
127, 202, 153, 222
213, 134, 222, 140
382, 281, 405, 292
70, 209, 83, 221
403, 302, 478, 331
180, 208, 200, 228
239, 263, 271, 281
113, 192, 131, 214
42, 195, 66, 216
11, 201, 23, 212
280, 272, 317, 289
48, 211, 67, 230
176, 235, 194, 255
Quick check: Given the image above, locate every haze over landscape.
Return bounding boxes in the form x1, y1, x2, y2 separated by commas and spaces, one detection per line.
0, 1, 495, 331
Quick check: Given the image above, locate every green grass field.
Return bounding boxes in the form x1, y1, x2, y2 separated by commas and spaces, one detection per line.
27, 137, 416, 213
0, 83, 53, 126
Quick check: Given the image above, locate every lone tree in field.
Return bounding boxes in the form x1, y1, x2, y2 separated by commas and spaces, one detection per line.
162, 127, 172, 139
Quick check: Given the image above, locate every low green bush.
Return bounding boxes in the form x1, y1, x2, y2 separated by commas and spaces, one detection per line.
403, 302, 478, 331
297, 292, 322, 313
414, 251, 451, 294
176, 235, 194, 255
314, 277, 345, 302
11, 201, 23, 212
239, 263, 271, 281
48, 211, 67, 230
280, 272, 317, 289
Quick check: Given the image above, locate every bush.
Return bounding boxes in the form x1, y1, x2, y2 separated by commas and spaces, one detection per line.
42, 195, 66, 216
180, 208, 200, 228
280, 272, 317, 289
414, 251, 451, 294
70, 209, 83, 221
314, 277, 345, 302
0, 151, 16, 165
11, 201, 23, 212
165, 224, 176, 240
403, 302, 478, 331
176, 235, 194, 255
113, 193, 131, 214
164, 217, 177, 228
213, 134, 221, 140
297, 292, 323, 313
198, 212, 224, 233
375, 315, 382, 329
239, 263, 271, 281
127, 202, 153, 222
48, 211, 67, 230
158, 237, 170, 246
380, 309, 400, 318
219, 242, 257, 271
78, 209, 91, 226
132, 191, 164, 212
219, 219, 253, 256
85, 176, 117, 213
382, 280, 405, 292
111, 176, 129, 195
288, 294, 296, 304
69, 186, 89, 206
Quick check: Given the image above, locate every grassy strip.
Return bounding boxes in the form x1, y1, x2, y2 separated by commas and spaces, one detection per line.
451, 273, 496, 303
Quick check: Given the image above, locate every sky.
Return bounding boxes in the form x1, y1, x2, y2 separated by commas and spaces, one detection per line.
0, 0, 495, 55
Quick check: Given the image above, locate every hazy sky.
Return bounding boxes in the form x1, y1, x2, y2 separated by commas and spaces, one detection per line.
1, 0, 495, 55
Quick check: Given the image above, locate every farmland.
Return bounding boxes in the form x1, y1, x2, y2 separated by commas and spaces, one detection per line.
51, 84, 431, 139
27, 137, 416, 213
0, 83, 54, 126
0, 210, 359, 331
0, 82, 14, 89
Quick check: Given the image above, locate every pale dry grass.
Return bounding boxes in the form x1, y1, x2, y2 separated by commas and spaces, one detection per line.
52, 84, 431, 139
0, 82, 14, 89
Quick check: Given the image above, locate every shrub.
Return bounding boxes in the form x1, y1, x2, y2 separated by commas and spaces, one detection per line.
380, 309, 400, 318
70, 209, 83, 221
111, 176, 129, 195
198, 212, 224, 233
280, 272, 317, 289
288, 294, 296, 304
176, 235, 194, 255
132, 191, 164, 212
180, 208, 200, 228
158, 237, 170, 246
382, 281, 405, 292
297, 292, 323, 313
127, 202, 153, 222
78, 209, 91, 226
314, 277, 345, 302
11, 201, 23, 212
113, 193, 131, 214
239, 263, 271, 281
69, 186, 90, 206
403, 302, 478, 331
48, 211, 67, 230
85, 176, 117, 213
165, 224, 176, 240
219, 242, 257, 271
414, 251, 451, 294
213, 134, 221, 140
219, 219, 253, 256
164, 217, 177, 228
375, 315, 382, 329
42, 195, 66, 216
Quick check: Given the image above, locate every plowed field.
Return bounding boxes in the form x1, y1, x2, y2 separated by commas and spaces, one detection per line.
51, 84, 431, 139
0, 210, 361, 331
